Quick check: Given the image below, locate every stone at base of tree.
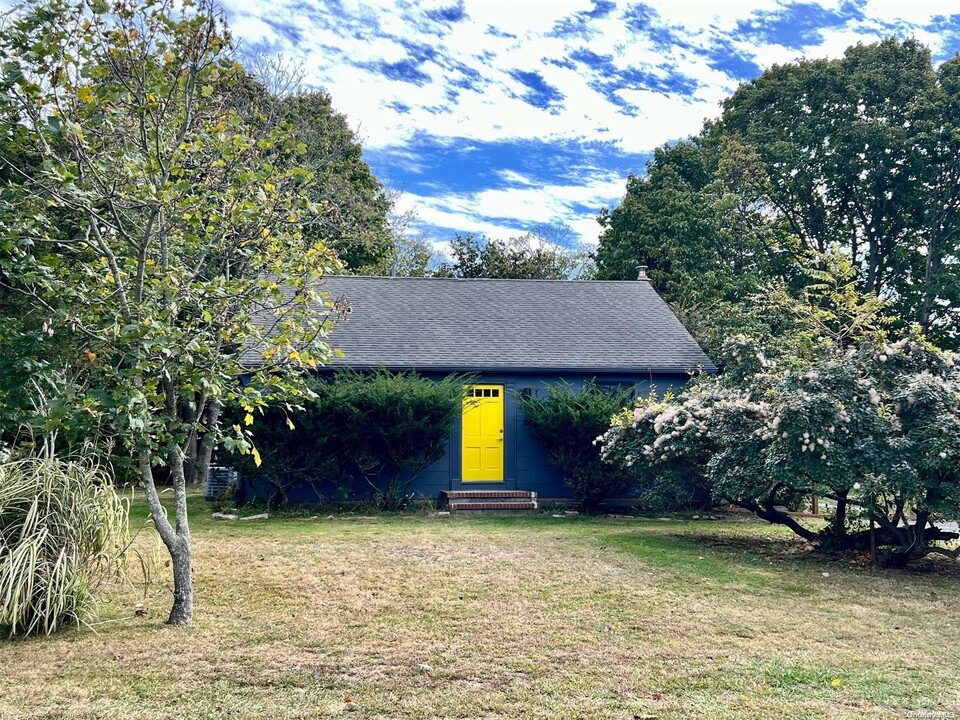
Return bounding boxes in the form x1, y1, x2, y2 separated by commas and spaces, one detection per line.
239, 513, 269, 521
211, 512, 238, 521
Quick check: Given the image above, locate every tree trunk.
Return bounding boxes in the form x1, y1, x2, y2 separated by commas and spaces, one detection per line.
920, 205, 940, 334
184, 431, 198, 484
139, 446, 195, 626
833, 523, 957, 553
166, 537, 193, 625
731, 497, 818, 541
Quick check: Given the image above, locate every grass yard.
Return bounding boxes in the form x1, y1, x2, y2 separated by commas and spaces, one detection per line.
2, 495, 959, 720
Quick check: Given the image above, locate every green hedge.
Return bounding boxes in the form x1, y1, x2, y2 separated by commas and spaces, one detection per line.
517, 381, 633, 510
233, 370, 467, 509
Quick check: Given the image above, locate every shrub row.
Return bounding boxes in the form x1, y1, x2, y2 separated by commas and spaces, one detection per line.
232, 370, 466, 509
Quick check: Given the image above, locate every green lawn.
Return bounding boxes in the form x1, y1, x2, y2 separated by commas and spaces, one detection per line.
2, 494, 958, 719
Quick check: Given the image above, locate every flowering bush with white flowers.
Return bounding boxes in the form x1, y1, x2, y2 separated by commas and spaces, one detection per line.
601, 386, 718, 510
600, 331, 960, 565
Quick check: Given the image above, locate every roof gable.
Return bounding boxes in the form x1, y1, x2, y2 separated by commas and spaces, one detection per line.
302, 276, 715, 373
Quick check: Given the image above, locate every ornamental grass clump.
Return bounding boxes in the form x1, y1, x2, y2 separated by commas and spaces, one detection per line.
0, 455, 132, 637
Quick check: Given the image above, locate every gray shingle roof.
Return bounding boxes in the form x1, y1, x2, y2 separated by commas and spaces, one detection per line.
290, 275, 715, 373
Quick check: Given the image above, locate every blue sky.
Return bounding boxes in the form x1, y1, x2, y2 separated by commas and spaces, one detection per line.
87, 2, 960, 248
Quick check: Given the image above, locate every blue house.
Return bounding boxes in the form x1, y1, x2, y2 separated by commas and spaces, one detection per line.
243, 274, 713, 506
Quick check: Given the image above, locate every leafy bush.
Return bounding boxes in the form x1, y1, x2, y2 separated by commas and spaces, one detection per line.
602, 253, 960, 565
237, 370, 467, 510
518, 381, 633, 510
601, 334, 960, 565
0, 454, 133, 637
603, 391, 714, 511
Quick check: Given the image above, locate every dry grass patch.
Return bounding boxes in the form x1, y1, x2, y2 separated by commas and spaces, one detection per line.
1, 502, 958, 719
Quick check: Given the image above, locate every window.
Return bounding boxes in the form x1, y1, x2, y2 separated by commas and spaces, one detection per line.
470, 387, 500, 397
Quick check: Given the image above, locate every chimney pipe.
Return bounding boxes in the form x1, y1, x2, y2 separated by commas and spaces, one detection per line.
636, 265, 648, 280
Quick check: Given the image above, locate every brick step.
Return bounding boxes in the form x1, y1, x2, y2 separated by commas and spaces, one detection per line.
442, 490, 536, 500
448, 500, 538, 512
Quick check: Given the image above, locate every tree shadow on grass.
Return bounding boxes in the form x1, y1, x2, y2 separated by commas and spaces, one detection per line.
605, 529, 960, 590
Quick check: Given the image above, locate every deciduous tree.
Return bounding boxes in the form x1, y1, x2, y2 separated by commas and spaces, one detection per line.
717, 38, 960, 347
0, 0, 338, 624
436, 232, 591, 279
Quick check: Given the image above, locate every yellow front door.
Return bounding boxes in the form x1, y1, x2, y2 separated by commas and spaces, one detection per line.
461, 384, 504, 482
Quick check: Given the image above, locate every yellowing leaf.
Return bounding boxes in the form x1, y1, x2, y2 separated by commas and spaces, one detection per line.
244, 413, 254, 426
77, 86, 94, 104
163, 50, 174, 63
251, 447, 262, 467
201, 85, 213, 98
285, 417, 295, 431
263, 182, 276, 193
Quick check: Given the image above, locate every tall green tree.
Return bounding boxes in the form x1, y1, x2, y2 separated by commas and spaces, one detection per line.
274, 91, 394, 273
716, 38, 960, 347
593, 138, 797, 350
0, 0, 339, 624
386, 233, 436, 277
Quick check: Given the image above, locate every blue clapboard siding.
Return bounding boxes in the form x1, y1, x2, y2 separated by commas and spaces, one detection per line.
239, 370, 693, 504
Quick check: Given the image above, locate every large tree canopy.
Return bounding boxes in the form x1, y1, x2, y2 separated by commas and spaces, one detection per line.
717, 37, 960, 346
275, 91, 394, 273
593, 138, 798, 352
596, 37, 960, 349
594, 138, 795, 299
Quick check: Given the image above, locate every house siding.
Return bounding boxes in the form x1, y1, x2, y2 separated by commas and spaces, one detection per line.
238, 370, 692, 504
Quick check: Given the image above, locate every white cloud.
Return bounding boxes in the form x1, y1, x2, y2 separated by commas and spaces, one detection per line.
396, 172, 629, 245
211, 1, 960, 245
861, 1, 960, 26
642, 0, 786, 32
223, 0, 755, 150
